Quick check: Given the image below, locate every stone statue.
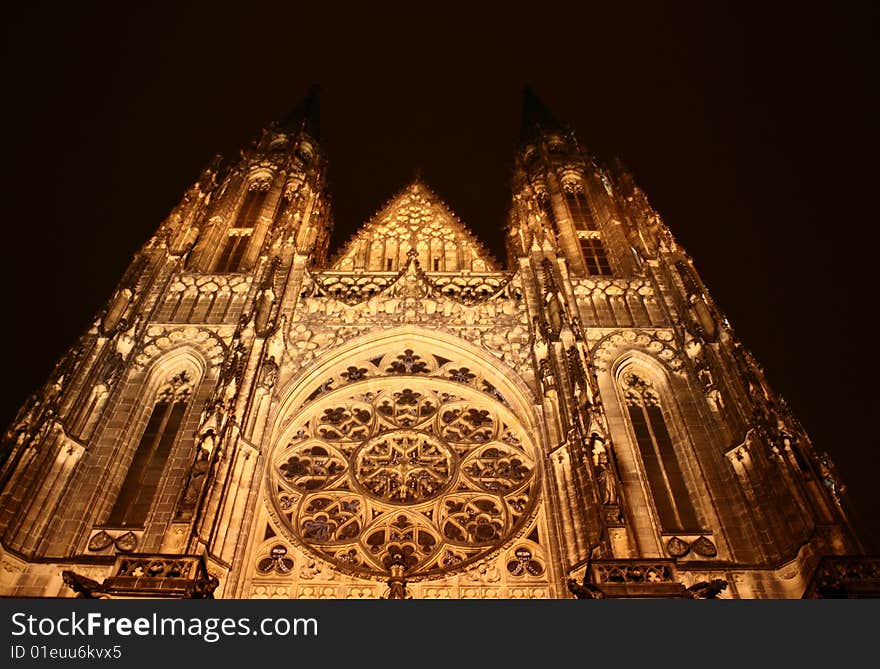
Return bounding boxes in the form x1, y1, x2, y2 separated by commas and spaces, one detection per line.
595, 453, 618, 505
591, 436, 618, 505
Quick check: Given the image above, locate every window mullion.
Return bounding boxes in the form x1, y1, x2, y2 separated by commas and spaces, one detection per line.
640, 399, 685, 530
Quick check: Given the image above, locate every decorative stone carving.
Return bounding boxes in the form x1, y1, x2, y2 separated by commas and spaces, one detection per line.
257, 545, 295, 574
664, 535, 718, 559
804, 557, 880, 598
571, 277, 663, 328
330, 181, 497, 273
592, 442, 618, 505
87, 530, 139, 553
591, 329, 682, 373
289, 345, 525, 415
691, 535, 718, 557
506, 547, 545, 577
464, 559, 502, 584
161, 274, 252, 325
136, 326, 230, 370
666, 536, 690, 558
268, 376, 538, 581
247, 168, 274, 191
64, 555, 218, 599
251, 584, 291, 599
594, 562, 674, 584
382, 548, 411, 599
258, 356, 280, 390
0, 93, 863, 602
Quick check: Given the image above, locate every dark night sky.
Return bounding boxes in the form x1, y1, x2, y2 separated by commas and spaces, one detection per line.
2, 3, 878, 547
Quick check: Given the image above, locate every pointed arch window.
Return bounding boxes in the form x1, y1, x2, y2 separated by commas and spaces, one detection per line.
622, 371, 700, 532
106, 372, 193, 527
564, 187, 597, 231
215, 231, 250, 273
579, 237, 612, 275
214, 182, 270, 272
562, 182, 611, 275
234, 186, 268, 230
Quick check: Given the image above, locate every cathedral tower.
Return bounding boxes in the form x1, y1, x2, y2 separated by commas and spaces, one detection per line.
0, 88, 871, 599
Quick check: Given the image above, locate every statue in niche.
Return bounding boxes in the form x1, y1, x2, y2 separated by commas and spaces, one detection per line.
258, 356, 279, 390
176, 427, 216, 519
592, 437, 618, 506
696, 358, 713, 390
706, 388, 724, 412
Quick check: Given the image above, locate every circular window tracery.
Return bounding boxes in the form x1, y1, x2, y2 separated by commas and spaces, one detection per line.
353, 430, 454, 504
269, 376, 538, 580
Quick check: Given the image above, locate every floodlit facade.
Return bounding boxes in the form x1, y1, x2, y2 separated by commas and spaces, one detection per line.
0, 88, 872, 599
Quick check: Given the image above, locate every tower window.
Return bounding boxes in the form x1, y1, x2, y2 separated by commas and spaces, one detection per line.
106, 372, 193, 527
623, 373, 700, 532
386, 258, 394, 271
433, 258, 440, 271
579, 237, 612, 275
215, 233, 250, 273
273, 193, 291, 226
235, 188, 267, 229
564, 189, 597, 231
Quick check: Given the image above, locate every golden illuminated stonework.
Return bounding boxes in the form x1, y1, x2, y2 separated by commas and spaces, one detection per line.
0, 88, 870, 599
269, 365, 539, 581
354, 429, 454, 503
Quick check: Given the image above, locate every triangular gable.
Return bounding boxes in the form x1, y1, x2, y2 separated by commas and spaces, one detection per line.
330, 180, 498, 272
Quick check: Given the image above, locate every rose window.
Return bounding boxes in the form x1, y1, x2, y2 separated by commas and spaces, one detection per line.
269, 375, 538, 580
354, 430, 454, 503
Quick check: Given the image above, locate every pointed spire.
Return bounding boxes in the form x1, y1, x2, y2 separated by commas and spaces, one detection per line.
279, 84, 321, 138
520, 85, 565, 141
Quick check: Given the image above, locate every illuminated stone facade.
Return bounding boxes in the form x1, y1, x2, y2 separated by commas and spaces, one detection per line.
0, 89, 871, 599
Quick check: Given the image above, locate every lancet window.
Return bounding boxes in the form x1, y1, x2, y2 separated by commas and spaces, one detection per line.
214, 182, 270, 272
622, 371, 700, 532
579, 237, 612, 275
234, 187, 268, 230
215, 232, 250, 273
106, 372, 193, 527
564, 187, 597, 231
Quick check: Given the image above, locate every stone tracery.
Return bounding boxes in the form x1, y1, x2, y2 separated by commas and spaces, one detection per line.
294, 347, 515, 412
2, 88, 864, 602
330, 181, 497, 273
269, 368, 538, 580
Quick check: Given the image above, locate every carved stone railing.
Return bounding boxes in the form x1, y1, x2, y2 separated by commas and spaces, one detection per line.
572, 277, 666, 328
63, 554, 218, 599
587, 559, 688, 598
157, 272, 252, 323
803, 556, 880, 598
591, 559, 676, 584
309, 268, 517, 306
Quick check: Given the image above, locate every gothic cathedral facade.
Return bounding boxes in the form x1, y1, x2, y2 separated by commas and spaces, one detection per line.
0, 89, 870, 599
